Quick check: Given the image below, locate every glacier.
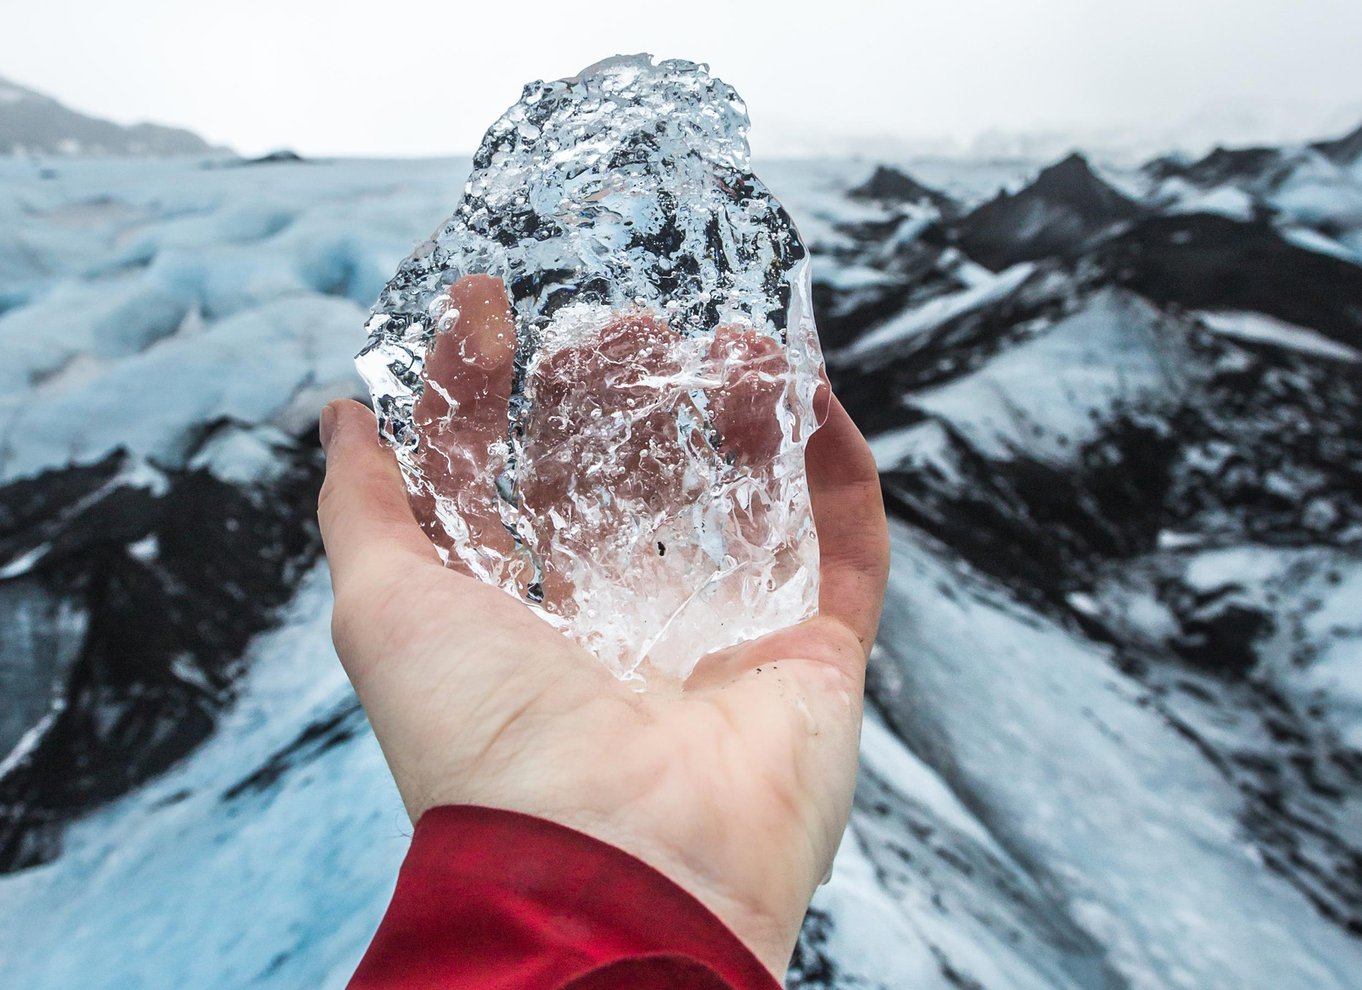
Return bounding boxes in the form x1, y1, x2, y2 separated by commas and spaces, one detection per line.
1, 120, 1361, 988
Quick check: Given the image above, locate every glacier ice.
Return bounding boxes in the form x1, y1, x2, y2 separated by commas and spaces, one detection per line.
355, 55, 823, 680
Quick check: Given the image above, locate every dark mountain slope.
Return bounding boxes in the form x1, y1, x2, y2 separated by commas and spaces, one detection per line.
0, 429, 323, 871
1312, 121, 1362, 167
955, 153, 1144, 270
1094, 212, 1362, 344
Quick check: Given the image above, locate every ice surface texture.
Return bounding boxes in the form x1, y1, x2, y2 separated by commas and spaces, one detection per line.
356, 55, 823, 680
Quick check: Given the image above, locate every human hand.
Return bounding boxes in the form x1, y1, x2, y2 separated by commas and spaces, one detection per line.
318, 278, 888, 978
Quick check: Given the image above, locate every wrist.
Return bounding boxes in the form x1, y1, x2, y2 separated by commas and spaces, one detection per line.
539, 807, 809, 981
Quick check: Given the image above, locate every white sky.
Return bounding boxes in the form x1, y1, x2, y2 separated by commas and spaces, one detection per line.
4, 0, 1362, 160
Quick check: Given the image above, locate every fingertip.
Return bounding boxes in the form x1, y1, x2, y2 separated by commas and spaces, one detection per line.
317, 399, 439, 592
319, 399, 339, 453
807, 393, 876, 487
447, 275, 515, 372
448, 273, 509, 309
804, 390, 889, 650
320, 398, 379, 457
813, 370, 832, 429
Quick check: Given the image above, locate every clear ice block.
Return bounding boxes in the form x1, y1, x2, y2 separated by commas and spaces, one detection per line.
355, 54, 823, 680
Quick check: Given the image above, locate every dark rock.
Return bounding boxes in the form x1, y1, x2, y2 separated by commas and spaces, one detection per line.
242, 150, 308, 166
0, 436, 325, 872
1094, 212, 1362, 345
876, 411, 1181, 609
787, 908, 843, 989
1169, 585, 1274, 674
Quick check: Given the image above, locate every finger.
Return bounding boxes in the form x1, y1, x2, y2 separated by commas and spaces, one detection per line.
317, 399, 441, 605
521, 312, 685, 608
410, 275, 517, 568
806, 392, 888, 652
419, 274, 515, 404
707, 326, 785, 467
813, 370, 831, 427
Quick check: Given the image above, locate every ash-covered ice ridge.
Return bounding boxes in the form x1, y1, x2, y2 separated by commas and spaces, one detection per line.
356, 54, 823, 680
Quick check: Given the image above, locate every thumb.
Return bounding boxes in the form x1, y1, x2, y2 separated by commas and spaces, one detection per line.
317, 399, 440, 606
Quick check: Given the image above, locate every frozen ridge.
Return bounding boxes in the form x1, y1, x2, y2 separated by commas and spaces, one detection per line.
356, 55, 823, 680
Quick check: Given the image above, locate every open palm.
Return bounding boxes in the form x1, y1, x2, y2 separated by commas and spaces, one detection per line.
317, 280, 888, 978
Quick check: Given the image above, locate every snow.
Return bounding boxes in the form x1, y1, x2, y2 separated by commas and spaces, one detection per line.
0, 276, 195, 391
866, 419, 965, 479
815, 263, 898, 292
1170, 181, 1258, 220
1160, 181, 1253, 223
0, 706, 62, 779
1181, 543, 1295, 592
873, 522, 1362, 989
188, 424, 298, 486
839, 262, 1036, 361
1289, 559, 1362, 749
1279, 224, 1362, 263
1157, 530, 1205, 550
857, 710, 1004, 855
125, 534, 159, 562
805, 825, 945, 989
0, 156, 474, 484
1109, 542, 1362, 754
1, 295, 365, 481
1303, 637, 1362, 749
909, 289, 1189, 462
0, 566, 407, 989
1303, 565, 1362, 635
1198, 309, 1361, 362
0, 545, 49, 580
1269, 157, 1362, 229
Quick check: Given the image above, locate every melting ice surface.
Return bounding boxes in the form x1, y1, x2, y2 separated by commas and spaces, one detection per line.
356, 55, 823, 680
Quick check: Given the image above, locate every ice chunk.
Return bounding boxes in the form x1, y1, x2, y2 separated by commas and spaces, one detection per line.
355, 55, 823, 680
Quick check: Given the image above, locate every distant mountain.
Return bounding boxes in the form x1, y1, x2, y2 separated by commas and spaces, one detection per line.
1144, 145, 1284, 187
1312, 122, 1362, 167
848, 164, 955, 215
1141, 119, 1362, 212
953, 152, 1144, 270
0, 75, 223, 157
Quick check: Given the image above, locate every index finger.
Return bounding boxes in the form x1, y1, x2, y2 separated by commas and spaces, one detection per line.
317, 399, 442, 605
806, 391, 889, 652
409, 275, 518, 573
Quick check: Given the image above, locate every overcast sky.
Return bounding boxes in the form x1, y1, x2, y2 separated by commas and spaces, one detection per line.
5, 0, 1361, 160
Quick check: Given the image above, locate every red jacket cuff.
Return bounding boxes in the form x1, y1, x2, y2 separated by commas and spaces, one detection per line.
348, 804, 783, 990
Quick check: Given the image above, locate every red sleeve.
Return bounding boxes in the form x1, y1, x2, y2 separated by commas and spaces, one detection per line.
347, 805, 784, 990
